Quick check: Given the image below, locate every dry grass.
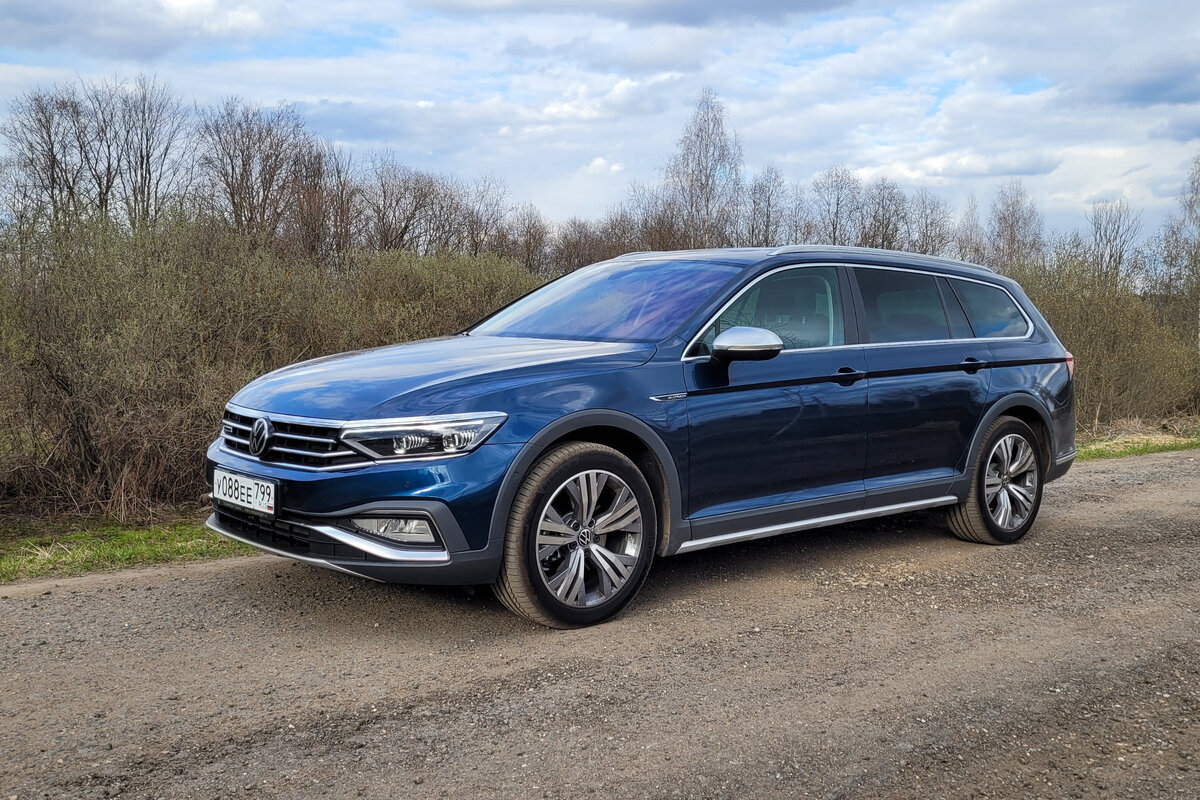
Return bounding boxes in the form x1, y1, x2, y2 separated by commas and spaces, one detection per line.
1076, 416, 1200, 461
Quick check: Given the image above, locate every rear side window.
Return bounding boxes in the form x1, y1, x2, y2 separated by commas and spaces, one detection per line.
854, 268, 950, 344
951, 279, 1028, 338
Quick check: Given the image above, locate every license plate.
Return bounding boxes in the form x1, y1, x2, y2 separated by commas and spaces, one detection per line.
212, 469, 277, 516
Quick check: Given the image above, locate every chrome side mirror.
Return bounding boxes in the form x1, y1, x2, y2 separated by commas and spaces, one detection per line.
711, 326, 784, 362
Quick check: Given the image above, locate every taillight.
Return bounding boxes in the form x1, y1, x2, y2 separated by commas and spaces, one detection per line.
1064, 351, 1074, 378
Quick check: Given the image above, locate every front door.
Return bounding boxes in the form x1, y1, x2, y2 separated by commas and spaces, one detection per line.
684, 265, 869, 528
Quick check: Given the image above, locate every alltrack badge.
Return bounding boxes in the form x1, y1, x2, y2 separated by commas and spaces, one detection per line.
248, 417, 273, 457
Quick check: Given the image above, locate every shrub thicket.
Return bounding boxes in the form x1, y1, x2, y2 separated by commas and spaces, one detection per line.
0, 217, 541, 518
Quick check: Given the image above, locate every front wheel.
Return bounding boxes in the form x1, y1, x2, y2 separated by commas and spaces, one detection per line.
946, 416, 1045, 545
492, 442, 656, 628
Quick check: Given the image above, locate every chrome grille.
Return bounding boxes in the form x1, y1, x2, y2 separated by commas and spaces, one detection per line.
221, 408, 368, 469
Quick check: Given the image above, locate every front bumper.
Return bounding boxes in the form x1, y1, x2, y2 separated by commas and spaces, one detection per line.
205, 438, 520, 584
206, 507, 504, 584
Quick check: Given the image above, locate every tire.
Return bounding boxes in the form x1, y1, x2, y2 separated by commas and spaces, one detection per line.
946, 416, 1045, 545
492, 442, 657, 628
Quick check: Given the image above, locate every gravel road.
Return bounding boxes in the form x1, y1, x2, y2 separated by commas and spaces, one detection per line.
2, 451, 1198, 799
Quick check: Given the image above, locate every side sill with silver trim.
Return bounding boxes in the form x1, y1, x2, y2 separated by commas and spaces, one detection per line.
1055, 449, 1077, 465
205, 514, 382, 581
676, 496, 960, 554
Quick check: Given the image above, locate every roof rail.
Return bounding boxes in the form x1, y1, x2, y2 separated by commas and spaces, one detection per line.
768, 244, 995, 273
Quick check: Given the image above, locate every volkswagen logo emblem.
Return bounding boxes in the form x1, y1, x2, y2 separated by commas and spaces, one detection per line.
249, 417, 273, 457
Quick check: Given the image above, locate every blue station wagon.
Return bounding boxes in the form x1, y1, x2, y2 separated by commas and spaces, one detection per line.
206, 246, 1076, 627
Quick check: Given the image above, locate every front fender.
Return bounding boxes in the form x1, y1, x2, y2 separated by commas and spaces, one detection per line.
484, 409, 691, 557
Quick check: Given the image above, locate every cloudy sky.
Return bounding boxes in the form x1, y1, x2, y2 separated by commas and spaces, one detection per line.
2, 0, 1199, 233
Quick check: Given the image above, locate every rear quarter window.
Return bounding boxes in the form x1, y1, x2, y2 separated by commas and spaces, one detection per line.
951, 280, 1029, 338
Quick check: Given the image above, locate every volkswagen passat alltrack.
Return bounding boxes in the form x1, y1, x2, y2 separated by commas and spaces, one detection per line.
206, 246, 1076, 627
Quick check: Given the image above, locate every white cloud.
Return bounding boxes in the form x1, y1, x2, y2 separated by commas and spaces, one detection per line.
0, 0, 1198, 232
582, 157, 625, 175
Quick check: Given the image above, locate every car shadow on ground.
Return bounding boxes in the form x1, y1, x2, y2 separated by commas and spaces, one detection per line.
228, 510, 963, 638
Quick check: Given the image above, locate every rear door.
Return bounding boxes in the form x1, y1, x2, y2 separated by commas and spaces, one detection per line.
850, 266, 991, 503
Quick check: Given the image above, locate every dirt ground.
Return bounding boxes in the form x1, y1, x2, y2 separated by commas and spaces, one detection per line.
2, 451, 1198, 799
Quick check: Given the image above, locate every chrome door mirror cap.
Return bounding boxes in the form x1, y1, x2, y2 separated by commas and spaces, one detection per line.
712, 327, 784, 362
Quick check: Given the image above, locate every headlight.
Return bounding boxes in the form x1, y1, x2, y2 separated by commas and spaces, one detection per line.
339, 412, 507, 461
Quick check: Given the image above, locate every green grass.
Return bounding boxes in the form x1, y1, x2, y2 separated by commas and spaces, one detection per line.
0, 519, 253, 583
2, 424, 1198, 583
1075, 431, 1200, 462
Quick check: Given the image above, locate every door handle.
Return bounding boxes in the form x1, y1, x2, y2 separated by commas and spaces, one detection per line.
833, 367, 866, 386
959, 357, 986, 374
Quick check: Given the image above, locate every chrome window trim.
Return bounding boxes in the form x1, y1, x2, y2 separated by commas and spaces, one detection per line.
681, 262, 1035, 363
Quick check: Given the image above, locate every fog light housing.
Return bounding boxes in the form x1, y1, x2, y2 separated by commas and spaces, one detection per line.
351, 517, 438, 545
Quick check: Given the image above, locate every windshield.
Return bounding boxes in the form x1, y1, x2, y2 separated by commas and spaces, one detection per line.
471, 259, 742, 342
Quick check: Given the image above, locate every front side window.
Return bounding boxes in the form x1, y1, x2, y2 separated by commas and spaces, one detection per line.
951, 279, 1029, 338
691, 266, 845, 356
855, 268, 950, 344
471, 259, 741, 343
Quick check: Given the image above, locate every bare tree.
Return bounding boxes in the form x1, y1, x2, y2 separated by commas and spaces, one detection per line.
552, 217, 605, 273
810, 165, 861, 245
71, 79, 124, 217
1087, 199, 1142, 281
857, 176, 908, 250
626, 181, 685, 251
422, 174, 469, 254
462, 174, 509, 256
322, 144, 360, 259
2, 85, 87, 219
117, 75, 192, 230
1182, 151, 1200, 235
953, 193, 988, 264
988, 179, 1044, 272
196, 98, 310, 242
495, 202, 550, 271
906, 188, 954, 256
363, 152, 432, 251
745, 163, 788, 247
287, 140, 334, 262
784, 183, 816, 244
662, 87, 743, 248
597, 207, 642, 258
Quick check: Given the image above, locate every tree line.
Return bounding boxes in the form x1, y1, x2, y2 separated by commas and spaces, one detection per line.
0, 75, 1198, 517
6, 78, 1189, 278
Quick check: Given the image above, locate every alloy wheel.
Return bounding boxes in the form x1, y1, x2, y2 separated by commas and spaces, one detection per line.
984, 433, 1039, 530
534, 469, 644, 608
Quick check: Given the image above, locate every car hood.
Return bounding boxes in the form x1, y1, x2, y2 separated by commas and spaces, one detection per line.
230, 335, 656, 420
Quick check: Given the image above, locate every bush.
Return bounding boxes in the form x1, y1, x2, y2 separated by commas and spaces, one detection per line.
1009, 248, 1199, 427
0, 216, 543, 519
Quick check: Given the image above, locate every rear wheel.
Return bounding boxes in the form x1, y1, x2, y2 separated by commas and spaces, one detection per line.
492, 442, 656, 628
947, 416, 1044, 544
